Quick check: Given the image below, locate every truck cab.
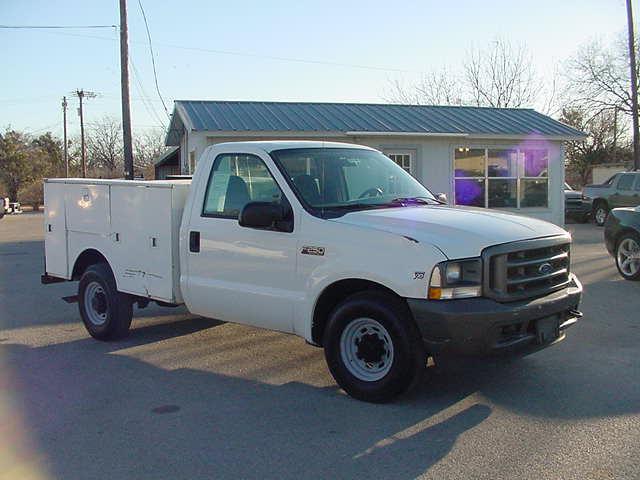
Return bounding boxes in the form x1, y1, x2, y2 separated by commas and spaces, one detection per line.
43, 141, 583, 402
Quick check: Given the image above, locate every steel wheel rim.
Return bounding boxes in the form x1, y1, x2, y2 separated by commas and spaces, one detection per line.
595, 208, 607, 224
84, 281, 108, 326
617, 238, 640, 276
339, 317, 394, 382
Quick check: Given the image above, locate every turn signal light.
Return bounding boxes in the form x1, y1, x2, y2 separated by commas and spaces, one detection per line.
428, 287, 442, 300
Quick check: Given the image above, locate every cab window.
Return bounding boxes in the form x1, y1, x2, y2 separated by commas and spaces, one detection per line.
202, 154, 286, 218
617, 173, 635, 191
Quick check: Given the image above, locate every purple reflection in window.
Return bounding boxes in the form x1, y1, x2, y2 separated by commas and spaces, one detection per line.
523, 149, 548, 177
455, 179, 484, 207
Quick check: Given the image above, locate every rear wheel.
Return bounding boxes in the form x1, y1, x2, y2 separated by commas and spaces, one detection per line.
78, 263, 133, 340
323, 292, 426, 403
593, 201, 609, 226
615, 233, 640, 281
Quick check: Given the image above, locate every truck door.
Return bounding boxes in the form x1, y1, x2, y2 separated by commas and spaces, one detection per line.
184, 152, 297, 333
612, 173, 637, 207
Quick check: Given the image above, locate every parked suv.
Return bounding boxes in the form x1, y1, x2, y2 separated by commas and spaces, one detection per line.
583, 171, 640, 226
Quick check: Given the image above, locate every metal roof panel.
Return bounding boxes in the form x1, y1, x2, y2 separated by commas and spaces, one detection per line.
171, 100, 586, 139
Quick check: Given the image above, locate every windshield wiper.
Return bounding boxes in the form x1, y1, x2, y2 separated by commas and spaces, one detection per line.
322, 203, 383, 211
389, 196, 442, 205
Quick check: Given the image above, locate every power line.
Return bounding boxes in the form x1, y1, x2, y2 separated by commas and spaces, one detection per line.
137, 0, 170, 118
0, 24, 117, 29
129, 56, 167, 128
27, 29, 421, 74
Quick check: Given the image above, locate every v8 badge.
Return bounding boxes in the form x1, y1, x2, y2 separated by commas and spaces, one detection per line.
413, 271, 425, 280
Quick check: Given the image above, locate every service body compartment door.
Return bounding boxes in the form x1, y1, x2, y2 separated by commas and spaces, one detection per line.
110, 185, 175, 301
43, 182, 69, 278
65, 183, 111, 235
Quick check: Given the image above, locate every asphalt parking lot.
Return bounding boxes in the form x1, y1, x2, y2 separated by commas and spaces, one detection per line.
1, 213, 638, 480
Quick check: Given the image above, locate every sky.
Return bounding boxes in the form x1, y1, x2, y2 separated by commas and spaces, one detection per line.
0, 0, 633, 140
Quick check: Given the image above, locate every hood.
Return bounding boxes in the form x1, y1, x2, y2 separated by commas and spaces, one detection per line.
329, 205, 568, 259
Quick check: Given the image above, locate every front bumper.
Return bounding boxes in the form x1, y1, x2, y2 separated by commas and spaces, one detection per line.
407, 274, 583, 356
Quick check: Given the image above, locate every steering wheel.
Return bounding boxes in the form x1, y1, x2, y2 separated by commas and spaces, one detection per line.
358, 187, 384, 199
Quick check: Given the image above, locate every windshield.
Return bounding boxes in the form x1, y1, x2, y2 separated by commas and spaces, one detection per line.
270, 148, 436, 215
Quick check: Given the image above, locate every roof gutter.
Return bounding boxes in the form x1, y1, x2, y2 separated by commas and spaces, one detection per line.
347, 131, 586, 141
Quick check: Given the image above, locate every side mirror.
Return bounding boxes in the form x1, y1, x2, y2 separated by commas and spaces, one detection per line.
239, 202, 285, 229
436, 192, 448, 204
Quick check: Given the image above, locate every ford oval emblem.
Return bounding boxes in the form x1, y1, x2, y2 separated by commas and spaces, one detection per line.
538, 262, 553, 275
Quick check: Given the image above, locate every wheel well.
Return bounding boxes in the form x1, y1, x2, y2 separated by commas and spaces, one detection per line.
311, 279, 398, 346
593, 198, 608, 210
616, 227, 639, 247
71, 249, 109, 280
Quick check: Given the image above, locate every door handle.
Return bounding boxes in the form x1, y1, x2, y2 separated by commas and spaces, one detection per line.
189, 231, 200, 253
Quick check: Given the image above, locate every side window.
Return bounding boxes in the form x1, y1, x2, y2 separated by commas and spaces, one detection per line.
202, 154, 284, 218
617, 173, 635, 191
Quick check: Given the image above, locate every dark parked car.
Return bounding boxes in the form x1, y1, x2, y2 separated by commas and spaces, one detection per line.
564, 182, 591, 222
604, 206, 640, 280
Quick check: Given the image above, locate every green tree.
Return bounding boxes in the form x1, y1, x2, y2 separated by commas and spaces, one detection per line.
0, 129, 64, 206
0, 130, 38, 201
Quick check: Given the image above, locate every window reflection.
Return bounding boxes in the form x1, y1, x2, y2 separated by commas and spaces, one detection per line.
455, 178, 484, 207
454, 149, 485, 177
454, 147, 550, 209
487, 149, 518, 177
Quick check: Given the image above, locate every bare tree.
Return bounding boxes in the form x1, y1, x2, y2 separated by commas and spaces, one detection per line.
133, 128, 166, 170
386, 69, 463, 105
564, 37, 639, 119
386, 39, 541, 108
465, 39, 540, 108
86, 116, 124, 174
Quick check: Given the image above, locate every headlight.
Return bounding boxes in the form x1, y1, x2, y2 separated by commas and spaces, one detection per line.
428, 258, 482, 300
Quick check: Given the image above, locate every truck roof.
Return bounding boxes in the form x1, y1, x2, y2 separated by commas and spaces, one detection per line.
209, 140, 376, 153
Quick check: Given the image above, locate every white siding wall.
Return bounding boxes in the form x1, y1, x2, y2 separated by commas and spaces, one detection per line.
182, 131, 566, 226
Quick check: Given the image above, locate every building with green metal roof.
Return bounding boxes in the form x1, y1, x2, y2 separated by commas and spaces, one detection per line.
166, 100, 586, 225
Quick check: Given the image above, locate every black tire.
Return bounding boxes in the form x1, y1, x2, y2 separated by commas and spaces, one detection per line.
78, 263, 133, 340
615, 232, 640, 281
593, 201, 609, 226
323, 291, 426, 403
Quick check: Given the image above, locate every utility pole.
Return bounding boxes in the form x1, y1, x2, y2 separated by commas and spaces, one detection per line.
62, 96, 68, 177
120, 0, 134, 179
74, 89, 96, 178
626, 0, 640, 170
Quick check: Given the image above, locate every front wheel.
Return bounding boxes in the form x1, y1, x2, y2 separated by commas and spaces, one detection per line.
323, 292, 426, 403
78, 263, 133, 340
593, 202, 609, 226
615, 233, 640, 281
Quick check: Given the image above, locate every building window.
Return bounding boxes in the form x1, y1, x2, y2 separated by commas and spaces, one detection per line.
454, 147, 549, 209
386, 151, 413, 175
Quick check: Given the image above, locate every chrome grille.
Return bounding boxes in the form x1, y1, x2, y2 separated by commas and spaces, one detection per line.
483, 236, 571, 302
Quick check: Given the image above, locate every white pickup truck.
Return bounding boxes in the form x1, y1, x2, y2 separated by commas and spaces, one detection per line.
42, 141, 583, 402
